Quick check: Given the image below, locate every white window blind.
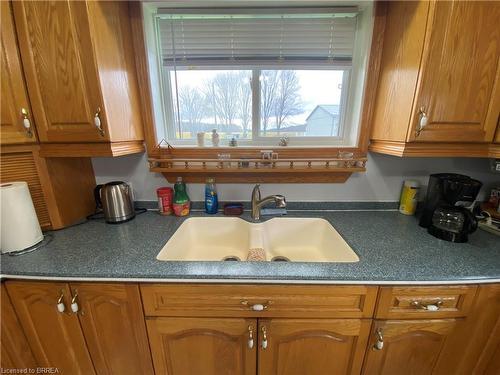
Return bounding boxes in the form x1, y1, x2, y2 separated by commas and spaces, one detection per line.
156, 8, 358, 68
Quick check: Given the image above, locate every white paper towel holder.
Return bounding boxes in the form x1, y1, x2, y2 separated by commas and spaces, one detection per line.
1, 181, 45, 254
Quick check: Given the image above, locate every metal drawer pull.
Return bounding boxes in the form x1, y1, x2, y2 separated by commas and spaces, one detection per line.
261, 326, 268, 349
373, 328, 384, 350
70, 291, 79, 313
416, 106, 428, 137
410, 299, 443, 311
56, 291, 65, 313
94, 107, 104, 136
241, 300, 273, 311
21, 108, 33, 137
247, 325, 254, 349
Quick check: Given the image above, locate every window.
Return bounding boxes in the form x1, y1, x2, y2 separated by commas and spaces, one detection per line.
144, 5, 374, 147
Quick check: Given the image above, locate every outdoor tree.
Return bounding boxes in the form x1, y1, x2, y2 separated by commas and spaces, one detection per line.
260, 70, 279, 135
208, 72, 241, 131
178, 86, 206, 134
274, 70, 303, 131
238, 72, 252, 137
261, 70, 303, 134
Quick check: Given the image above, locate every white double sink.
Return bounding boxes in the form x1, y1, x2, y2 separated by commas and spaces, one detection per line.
156, 217, 359, 263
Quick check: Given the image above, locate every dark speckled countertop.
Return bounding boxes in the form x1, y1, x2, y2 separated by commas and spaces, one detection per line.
1, 210, 499, 284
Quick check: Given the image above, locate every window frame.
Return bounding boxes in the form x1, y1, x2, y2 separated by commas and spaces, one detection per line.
131, 1, 385, 183
145, 3, 374, 149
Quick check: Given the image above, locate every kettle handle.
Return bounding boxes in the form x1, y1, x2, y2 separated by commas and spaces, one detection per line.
94, 185, 103, 209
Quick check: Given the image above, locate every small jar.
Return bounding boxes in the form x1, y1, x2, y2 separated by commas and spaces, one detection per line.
157, 187, 173, 215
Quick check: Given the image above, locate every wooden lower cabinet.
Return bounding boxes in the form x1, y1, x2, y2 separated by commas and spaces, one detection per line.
5, 281, 96, 375
5, 281, 153, 375
258, 319, 371, 375
362, 319, 462, 374
0, 284, 37, 369
146, 317, 257, 375
449, 284, 500, 374
4, 281, 500, 375
71, 283, 154, 375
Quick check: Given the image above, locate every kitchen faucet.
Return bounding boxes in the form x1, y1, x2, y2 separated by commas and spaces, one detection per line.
251, 184, 286, 221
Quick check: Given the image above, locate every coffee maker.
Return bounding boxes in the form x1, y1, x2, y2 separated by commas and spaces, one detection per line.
419, 173, 482, 242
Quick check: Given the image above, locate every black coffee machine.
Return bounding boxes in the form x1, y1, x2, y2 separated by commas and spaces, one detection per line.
419, 173, 482, 243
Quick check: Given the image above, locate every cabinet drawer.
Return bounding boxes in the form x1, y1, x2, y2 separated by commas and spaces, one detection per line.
140, 284, 378, 318
375, 285, 478, 319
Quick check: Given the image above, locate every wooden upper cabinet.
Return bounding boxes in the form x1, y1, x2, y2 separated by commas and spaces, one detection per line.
411, 1, 500, 143
370, 1, 500, 157
0, 1, 37, 144
71, 283, 154, 375
146, 317, 257, 375
12, 0, 144, 145
362, 319, 461, 374
5, 281, 96, 375
258, 319, 371, 375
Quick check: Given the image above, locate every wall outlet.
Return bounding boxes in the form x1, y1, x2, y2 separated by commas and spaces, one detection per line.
491, 159, 500, 173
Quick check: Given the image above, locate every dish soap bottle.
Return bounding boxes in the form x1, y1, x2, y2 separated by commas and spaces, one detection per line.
173, 177, 190, 216
204, 177, 218, 214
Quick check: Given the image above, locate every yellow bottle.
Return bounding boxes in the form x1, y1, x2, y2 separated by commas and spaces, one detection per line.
399, 180, 420, 215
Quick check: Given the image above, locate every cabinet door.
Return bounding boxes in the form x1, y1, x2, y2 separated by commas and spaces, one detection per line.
362, 319, 460, 374
1, 284, 37, 369
258, 319, 371, 375
411, 2, 500, 143
12, 1, 107, 143
146, 317, 257, 375
1, 1, 37, 144
5, 281, 96, 375
450, 284, 500, 374
71, 283, 154, 375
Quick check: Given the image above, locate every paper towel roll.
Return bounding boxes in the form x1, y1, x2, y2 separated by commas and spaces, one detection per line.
1, 181, 43, 253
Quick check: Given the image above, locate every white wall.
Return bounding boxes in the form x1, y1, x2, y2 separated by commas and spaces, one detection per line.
91, 153, 499, 202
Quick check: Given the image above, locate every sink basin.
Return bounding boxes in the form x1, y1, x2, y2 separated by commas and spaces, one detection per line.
156, 217, 359, 263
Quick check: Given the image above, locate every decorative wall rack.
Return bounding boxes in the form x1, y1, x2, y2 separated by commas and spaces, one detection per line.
148, 156, 367, 183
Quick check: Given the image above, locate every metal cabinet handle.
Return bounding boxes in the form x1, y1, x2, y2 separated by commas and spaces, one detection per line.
70, 291, 80, 314
241, 300, 273, 311
21, 108, 33, 137
416, 106, 428, 137
94, 107, 104, 137
410, 299, 443, 311
373, 328, 384, 350
261, 326, 268, 349
56, 290, 65, 313
247, 325, 254, 349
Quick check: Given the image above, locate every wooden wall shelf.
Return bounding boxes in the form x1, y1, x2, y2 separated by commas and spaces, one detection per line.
149, 156, 367, 183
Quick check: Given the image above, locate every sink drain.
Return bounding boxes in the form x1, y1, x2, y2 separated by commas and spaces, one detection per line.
222, 256, 241, 261
271, 256, 290, 262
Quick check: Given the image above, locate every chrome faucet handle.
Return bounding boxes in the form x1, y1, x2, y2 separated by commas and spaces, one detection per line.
275, 195, 286, 208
